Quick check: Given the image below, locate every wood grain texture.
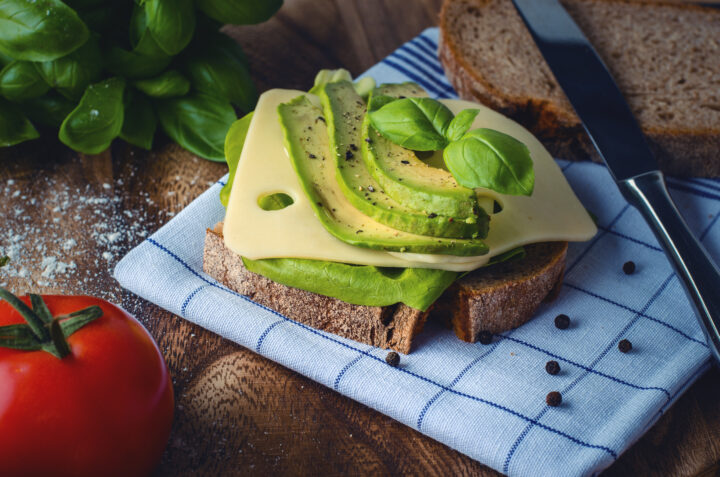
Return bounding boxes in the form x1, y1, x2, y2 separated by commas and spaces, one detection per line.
0, 0, 718, 475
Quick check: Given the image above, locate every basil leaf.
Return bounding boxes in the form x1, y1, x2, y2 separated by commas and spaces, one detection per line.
183, 36, 256, 111
443, 128, 535, 196
368, 97, 454, 151
59, 77, 126, 155
134, 70, 190, 98
220, 111, 253, 207
104, 45, 172, 79
0, 61, 49, 101
0, 0, 89, 62
445, 108, 479, 142
22, 92, 75, 127
144, 0, 195, 56
129, 2, 170, 59
0, 97, 38, 146
36, 37, 102, 100
157, 93, 236, 162
120, 90, 155, 150
242, 256, 458, 312
196, 0, 283, 25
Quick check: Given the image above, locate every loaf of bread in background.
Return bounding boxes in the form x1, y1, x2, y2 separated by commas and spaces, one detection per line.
439, 0, 720, 177
204, 224, 567, 353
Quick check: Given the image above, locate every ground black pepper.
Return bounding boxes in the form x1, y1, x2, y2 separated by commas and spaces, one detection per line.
545, 360, 561, 375
623, 261, 636, 275
385, 351, 400, 367
367, 185, 375, 192
349, 143, 358, 151
478, 330, 493, 345
308, 153, 316, 159
401, 160, 410, 164
554, 314, 570, 329
427, 213, 437, 219
618, 339, 632, 353
546, 391, 562, 407
345, 150, 354, 160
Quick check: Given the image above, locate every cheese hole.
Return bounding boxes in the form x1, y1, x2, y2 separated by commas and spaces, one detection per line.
493, 200, 503, 214
258, 193, 294, 211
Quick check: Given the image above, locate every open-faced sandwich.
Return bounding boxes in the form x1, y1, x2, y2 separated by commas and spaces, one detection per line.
204, 70, 596, 353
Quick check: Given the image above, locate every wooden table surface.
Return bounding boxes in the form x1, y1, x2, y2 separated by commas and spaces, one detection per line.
2, 1, 719, 475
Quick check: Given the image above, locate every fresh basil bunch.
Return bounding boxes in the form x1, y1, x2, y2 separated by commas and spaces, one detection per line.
368, 97, 535, 196
0, 0, 282, 161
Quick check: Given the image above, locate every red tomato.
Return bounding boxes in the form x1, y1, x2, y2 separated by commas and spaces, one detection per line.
0, 295, 174, 477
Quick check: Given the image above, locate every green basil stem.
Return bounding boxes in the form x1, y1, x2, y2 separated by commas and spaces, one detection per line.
0, 288, 103, 359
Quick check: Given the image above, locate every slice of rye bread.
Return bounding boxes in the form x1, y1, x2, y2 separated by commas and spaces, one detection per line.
438, 0, 720, 177
203, 224, 567, 353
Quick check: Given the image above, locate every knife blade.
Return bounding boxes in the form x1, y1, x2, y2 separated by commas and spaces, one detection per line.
511, 0, 720, 364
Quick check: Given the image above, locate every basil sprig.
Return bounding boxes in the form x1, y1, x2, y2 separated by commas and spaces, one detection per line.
369, 97, 535, 196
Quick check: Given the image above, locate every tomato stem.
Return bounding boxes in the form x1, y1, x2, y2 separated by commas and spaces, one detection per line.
0, 288, 104, 358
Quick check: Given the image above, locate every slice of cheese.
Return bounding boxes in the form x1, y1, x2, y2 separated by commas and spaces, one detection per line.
223, 89, 596, 272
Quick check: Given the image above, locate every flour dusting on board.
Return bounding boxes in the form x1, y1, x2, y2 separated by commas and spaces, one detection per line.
0, 176, 178, 301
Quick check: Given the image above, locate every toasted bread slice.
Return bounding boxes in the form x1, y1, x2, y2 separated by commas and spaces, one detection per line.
203, 224, 567, 353
439, 0, 720, 177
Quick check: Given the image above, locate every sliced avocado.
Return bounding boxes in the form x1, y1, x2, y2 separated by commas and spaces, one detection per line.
362, 84, 488, 235
278, 95, 488, 256
318, 81, 481, 239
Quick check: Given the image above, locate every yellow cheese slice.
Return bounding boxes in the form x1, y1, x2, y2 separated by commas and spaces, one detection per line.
223, 89, 596, 272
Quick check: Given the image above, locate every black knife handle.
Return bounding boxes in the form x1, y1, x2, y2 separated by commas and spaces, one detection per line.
620, 171, 720, 364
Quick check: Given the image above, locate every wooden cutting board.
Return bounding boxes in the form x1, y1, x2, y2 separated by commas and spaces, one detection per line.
1, 0, 718, 475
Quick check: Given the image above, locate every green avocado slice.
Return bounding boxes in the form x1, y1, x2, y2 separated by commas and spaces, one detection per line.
318, 80, 484, 239
363, 84, 486, 227
278, 95, 488, 256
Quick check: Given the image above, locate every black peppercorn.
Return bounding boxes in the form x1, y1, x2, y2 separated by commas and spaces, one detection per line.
554, 314, 570, 330
546, 391, 562, 407
385, 351, 400, 367
545, 360, 560, 375
618, 339, 632, 353
478, 330, 493, 345
623, 261, 636, 275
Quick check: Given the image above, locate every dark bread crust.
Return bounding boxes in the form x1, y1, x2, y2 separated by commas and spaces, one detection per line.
438, 0, 720, 177
204, 225, 568, 352
432, 242, 567, 342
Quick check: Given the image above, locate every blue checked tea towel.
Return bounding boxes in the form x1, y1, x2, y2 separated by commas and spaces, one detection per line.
114, 28, 717, 477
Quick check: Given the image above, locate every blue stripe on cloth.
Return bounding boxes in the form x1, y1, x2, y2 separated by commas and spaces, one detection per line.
503, 273, 674, 473
596, 226, 663, 252
381, 58, 455, 97
144, 237, 619, 460
334, 350, 372, 390
566, 204, 630, 274
257, 320, 285, 352
417, 332, 511, 430
394, 45, 446, 77
499, 335, 671, 397
564, 282, 706, 347
181, 284, 209, 315
667, 179, 720, 202
407, 37, 441, 65
700, 208, 720, 241
388, 50, 453, 93
686, 177, 720, 194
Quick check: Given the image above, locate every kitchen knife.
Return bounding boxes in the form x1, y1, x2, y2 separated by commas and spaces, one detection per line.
511, 0, 720, 364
